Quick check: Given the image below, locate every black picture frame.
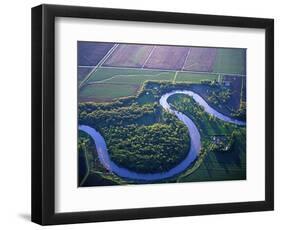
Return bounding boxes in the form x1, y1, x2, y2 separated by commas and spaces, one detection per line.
31, 4, 274, 225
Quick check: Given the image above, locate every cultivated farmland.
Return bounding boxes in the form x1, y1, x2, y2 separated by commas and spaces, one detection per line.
79, 83, 139, 102
87, 67, 174, 84
78, 67, 93, 84
175, 72, 218, 83
183, 47, 217, 72
79, 67, 174, 101
78, 42, 246, 103
87, 67, 173, 83
178, 134, 246, 183
102, 44, 153, 68
78, 41, 115, 66
143, 46, 190, 70
213, 48, 246, 75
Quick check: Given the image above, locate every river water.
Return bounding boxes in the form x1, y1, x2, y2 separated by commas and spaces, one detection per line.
79, 90, 245, 181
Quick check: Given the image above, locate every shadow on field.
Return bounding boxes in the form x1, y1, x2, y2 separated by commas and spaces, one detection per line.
215, 151, 241, 173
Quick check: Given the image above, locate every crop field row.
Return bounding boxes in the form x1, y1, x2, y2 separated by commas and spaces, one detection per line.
86, 68, 220, 85
79, 67, 221, 102
78, 42, 246, 75
79, 68, 246, 104
213, 48, 246, 75
143, 46, 190, 70
86, 67, 174, 83
183, 48, 217, 72
79, 83, 140, 102
102, 44, 154, 68
78, 42, 246, 103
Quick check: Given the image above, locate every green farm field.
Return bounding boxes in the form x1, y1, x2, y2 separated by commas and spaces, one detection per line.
80, 68, 223, 102
79, 83, 140, 102
213, 49, 246, 75
78, 67, 93, 84
87, 67, 174, 83
177, 129, 246, 182
175, 72, 218, 83
80, 68, 175, 101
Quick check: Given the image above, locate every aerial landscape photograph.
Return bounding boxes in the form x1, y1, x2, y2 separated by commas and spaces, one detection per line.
77, 41, 246, 187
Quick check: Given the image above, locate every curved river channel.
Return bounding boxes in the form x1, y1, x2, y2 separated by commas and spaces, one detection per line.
79, 90, 246, 181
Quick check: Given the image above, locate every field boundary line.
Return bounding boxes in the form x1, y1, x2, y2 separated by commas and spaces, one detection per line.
181, 48, 191, 71
183, 62, 199, 70
90, 72, 172, 84
218, 74, 220, 83
173, 71, 178, 83
98, 66, 246, 77
79, 44, 119, 89
87, 82, 146, 86
100, 65, 175, 73
78, 65, 96, 68
141, 45, 156, 68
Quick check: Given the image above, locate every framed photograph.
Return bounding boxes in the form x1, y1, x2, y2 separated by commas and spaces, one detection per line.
31, 4, 274, 225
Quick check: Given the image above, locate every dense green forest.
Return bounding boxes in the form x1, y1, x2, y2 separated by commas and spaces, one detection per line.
79, 95, 190, 174
106, 121, 189, 173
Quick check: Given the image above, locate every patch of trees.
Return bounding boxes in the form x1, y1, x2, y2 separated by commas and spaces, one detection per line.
231, 101, 246, 120
79, 94, 191, 174
207, 88, 231, 105
200, 80, 217, 85
205, 129, 245, 156
103, 118, 189, 173
143, 81, 192, 94
167, 94, 207, 126
79, 103, 161, 130
208, 135, 233, 152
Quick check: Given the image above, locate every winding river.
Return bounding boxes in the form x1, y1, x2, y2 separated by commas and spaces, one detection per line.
79, 90, 246, 181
